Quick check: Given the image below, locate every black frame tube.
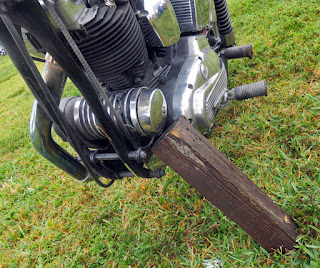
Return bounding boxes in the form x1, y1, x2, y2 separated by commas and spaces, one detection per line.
0, 1, 153, 179
0, 14, 117, 187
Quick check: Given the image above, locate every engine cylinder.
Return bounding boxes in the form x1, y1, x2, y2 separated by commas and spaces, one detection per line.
67, 2, 149, 90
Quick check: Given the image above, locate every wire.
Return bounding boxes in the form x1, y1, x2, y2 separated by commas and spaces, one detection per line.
42, 0, 139, 149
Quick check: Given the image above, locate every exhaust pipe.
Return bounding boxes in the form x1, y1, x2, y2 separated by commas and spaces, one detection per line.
30, 54, 89, 181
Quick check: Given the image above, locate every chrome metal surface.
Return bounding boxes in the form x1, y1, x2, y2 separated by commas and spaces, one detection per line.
205, 65, 227, 119
195, 0, 217, 29
105, 0, 116, 7
30, 54, 89, 181
136, 0, 180, 47
170, 0, 197, 32
223, 30, 236, 47
39, 0, 98, 30
137, 88, 167, 135
22, 28, 46, 60
129, 88, 145, 135
66, 87, 167, 139
170, 0, 218, 32
74, 97, 103, 140
24, 0, 98, 58
161, 35, 228, 133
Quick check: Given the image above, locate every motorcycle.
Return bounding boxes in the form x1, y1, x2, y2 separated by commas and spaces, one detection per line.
1, 0, 295, 252
0, 0, 267, 185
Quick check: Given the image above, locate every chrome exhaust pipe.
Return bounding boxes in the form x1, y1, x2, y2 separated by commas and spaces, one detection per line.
29, 54, 89, 181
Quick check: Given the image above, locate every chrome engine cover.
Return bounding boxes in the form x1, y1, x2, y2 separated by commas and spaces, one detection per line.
170, 0, 217, 32
161, 35, 228, 133
136, 0, 181, 47
39, 0, 98, 30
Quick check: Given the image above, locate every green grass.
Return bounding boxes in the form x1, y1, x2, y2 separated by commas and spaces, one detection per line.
0, 0, 319, 266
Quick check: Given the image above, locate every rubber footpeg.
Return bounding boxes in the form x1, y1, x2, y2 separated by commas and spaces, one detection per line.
222, 44, 253, 59
228, 80, 267, 101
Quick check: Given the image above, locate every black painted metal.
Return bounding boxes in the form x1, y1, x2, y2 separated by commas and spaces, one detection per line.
79, 3, 148, 90
42, 0, 140, 150
0, 14, 119, 187
0, 0, 152, 179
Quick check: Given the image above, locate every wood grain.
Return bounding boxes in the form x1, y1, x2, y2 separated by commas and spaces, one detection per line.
152, 117, 297, 252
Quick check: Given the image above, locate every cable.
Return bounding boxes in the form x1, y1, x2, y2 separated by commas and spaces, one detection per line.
42, 0, 139, 149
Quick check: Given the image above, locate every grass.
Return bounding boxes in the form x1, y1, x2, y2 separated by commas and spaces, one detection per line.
0, 0, 319, 266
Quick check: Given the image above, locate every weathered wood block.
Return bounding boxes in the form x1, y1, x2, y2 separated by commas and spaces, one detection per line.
152, 117, 297, 252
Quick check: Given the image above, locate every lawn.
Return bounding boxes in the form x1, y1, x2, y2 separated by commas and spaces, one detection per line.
0, 0, 319, 266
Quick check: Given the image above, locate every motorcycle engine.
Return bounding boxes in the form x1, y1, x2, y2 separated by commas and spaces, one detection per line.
30, 0, 228, 139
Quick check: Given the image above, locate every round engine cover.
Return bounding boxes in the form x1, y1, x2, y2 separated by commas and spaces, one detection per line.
129, 88, 167, 136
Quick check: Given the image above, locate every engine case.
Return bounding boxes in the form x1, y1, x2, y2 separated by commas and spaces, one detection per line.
161, 35, 228, 133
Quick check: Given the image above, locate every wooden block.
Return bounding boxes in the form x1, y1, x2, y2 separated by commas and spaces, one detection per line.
152, 117, 297, 252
